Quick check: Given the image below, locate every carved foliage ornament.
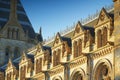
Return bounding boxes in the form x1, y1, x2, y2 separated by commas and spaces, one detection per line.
75, 25, 80, 33
100, 12, 105, 21
56, 38, 59, 44
62, 42, 66, 56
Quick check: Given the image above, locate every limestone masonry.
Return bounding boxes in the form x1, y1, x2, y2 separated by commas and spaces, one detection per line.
0, 0, 120, 80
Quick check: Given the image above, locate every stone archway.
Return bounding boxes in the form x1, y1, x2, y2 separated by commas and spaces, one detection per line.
72, 71, 83, 80
93, 59, 112, 80
52, 76, 62, 80
70, 68, 85, 80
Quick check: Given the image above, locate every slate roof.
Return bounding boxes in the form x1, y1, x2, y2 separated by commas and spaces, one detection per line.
0, 68, 5, 72
27, 54, 34, 63
43, 46, 52, 55
82, 26, 95, 37
61, 37, 72, 47
0, 0, 36, 39
36, 33, 43, 42
45, 10, 114, 47
13, 62, 19, 70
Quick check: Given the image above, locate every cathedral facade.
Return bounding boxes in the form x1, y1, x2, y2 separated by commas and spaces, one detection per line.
0, 0, 120, 80
0, 0, 43, 66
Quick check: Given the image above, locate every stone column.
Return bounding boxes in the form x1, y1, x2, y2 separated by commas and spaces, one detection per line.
113, 0, 120, 79
84, 53, 93, 80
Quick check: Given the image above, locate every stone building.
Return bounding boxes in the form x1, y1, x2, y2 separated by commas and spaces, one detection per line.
0, 0, 43, 66
0, 0, 120, 80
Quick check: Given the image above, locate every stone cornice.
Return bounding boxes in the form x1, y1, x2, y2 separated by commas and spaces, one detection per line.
69, 56, 87, 68
95, 19, 111, 28
32, 72, 44, 79
48, 65, 64, 76
72, 32, 84, 40
52, 43, 62, 50
92, 46, 113, 59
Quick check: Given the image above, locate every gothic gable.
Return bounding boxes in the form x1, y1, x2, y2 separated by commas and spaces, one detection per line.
6, 59, 14, 70
19, 52, 28, 64
35, 43, 45, 56
96, 8, 110, 26
53, 32, 63, 47
73, 21, 84, 36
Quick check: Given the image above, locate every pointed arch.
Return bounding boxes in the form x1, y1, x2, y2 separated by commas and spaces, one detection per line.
57, 49, 61, 64
7, 28, 11, 38
78, 39, 82, 56
5, 46, 10, 57
96, 8, 110, 25
73, 41, 78, 58
20, 65, 26, 80
12, 28, 15, 39
6, 72, 12, 80
70, 68, 85, 80
52, 76, 62, 80
5, 46, 11, 63
97, 29, 102, 48
14, 47, 20, 59
38, 58, 42, 73
35, 59, 39, 74
53, 51, 57, 67
16, 29, 19, 39
93, 59, 112, 80
53, 49, 61, 67
102, 27, 107, 46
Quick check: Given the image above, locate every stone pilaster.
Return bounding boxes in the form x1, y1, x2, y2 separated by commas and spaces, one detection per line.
113, 0, 120, 79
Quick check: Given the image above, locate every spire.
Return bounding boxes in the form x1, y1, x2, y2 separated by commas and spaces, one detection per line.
36, 27, 43, 42
7, 58, 13, 67
9, 0, 17, 21
39, 27, 42, 35
22, 51, 27, 58
8, 58, 12, 64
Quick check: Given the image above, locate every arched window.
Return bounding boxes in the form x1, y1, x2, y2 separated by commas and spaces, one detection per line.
97, 30, 102, 48
78, 39, 82, 56
36, 59, 38, 74
74, 41, 78, 58
20, 66, 26, 80
7, 28, 10, 38
35, 58, 42, 74
44, 52, 48, 65
53, 51, 56, 66
57, 49, 61, 65
94, 64, 111, 80
72, 72, 83, 80
62, 43, 66, 57
53, 50, 60, 67
20, 67, 23, 80
12, 29, 15, 39
103, 27, 107, 46
5, 47, 10, 57
38, 58, 42, 72
7, 72, 11, 80
14, 47, 20, 59
5, 46, 10, 63
16, 29, 19, 39
6, 73, 9, 80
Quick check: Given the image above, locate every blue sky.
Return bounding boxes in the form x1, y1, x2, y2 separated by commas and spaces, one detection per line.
21, 0, 113, 40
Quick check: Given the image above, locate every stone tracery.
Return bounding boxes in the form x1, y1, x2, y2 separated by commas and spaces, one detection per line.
93, 59, 112, 80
